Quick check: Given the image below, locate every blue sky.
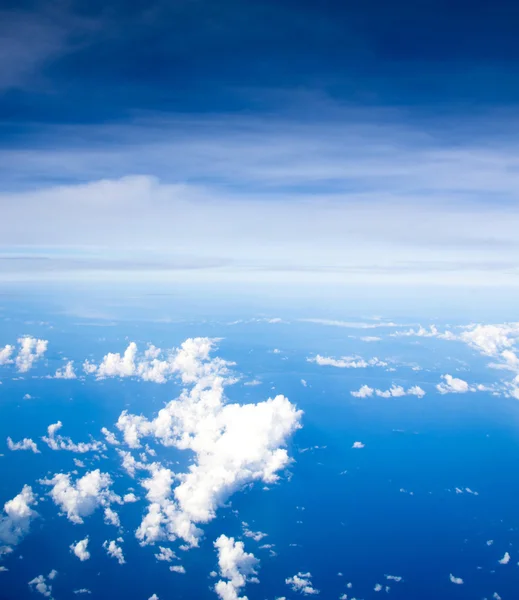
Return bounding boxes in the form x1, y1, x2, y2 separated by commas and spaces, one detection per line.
2, 0, 519, 288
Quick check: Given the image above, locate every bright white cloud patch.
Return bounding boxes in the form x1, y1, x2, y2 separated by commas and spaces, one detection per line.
214, 535, 259, 600
285, 572, 319, 595
308, 355, 387, 368
16, 336, 48, 373
103, 539, 125, 564
54, 361, 76, 379
449, 574, 463, 585
42, 421, 105, 453
41, 469, 119, 524
352, 441, 365, 449
498, 552, 510, 565
0, 344, 14, 365
0, 485, 38, 545
70, 537, 90, 561
351, 384, 425, 398
7, 437, 40, 453
111, 338, 301, 548
436, 375, 470, 394
28, 570, 57, 598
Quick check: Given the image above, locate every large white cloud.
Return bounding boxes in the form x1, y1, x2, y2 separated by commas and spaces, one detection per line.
41, 470, 120, 524
214, 535, 259, 600
0, 485, 38, 546
112, 338, 302, 548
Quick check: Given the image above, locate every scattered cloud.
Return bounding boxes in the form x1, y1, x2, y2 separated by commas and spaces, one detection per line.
449, 574, 463, 585
28, 570, 57, 598
0, 485, 38, 546
103, 539, 125, 565
285, 571, 319, 595
7, 437, 40, 453
54, 361, 76, 379
308, 355, 387, 368
352, 442, 365, 449
42, 421, 105, 453
214, 535, 259, 600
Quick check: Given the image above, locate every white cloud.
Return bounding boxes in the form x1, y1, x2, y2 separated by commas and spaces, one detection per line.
101, 427, 120, 445
285, 572, 319, 595
42, 421, 105, 453
28, 571, 57, 598
123, 492, 138, 503
111, 339, 301, 548
352, 442, 365, 449
70, 537, 90, 561
154, 546, 177, 562
54, 361, 76, 379
41, 469, 119, 524
0, 345, 14, 365
308, 355, 387, 368
498, 552, 510, 565
385, 575, 402, 582
74, 590, 91, 595
374, 583, 383, 591
351, 385, 374, 398
242, 522, 267, 542
360, 336, 382, 342
0, 485, 38, 545
15, 336, 48, 373
104, 507, 121, 527
436, 375, 470, 394
7, 437, 40, 453
148, 595, 159, 600
214, 535, 259, 600
351, 384, 425, 398
169, 565, 186, 573
449, 574, 463, 584
103, 539, 125, 564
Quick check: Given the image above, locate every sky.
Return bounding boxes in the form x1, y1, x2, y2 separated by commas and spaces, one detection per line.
2, 0, 519, 289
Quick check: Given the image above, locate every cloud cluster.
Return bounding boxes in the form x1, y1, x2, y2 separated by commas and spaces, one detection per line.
15, 336, 48, 373
54, 361, 76, 379
103, 539, 125, 565
42, 421, 105, 453
109, 338, 301, 548
351, 384, 425, 398
7, 437, 40, 453
41, 470, 120, 524
0, 485, 38, 546
28, 570, 57, 598
214, 535, 259, 600
285, 572, 319, 595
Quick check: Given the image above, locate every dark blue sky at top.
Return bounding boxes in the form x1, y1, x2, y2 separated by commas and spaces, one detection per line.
2, 0, 519, 132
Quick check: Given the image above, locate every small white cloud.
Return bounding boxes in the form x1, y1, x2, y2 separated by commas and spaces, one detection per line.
437, 375, 470, 394
54, 361, 76, 379
103, 539, 125, 564
374, 583, 383, 591
104, 507, 121, 527
16, 337, 48, 373
0, 485, 38, 546
42, 421, 105, 453
123, 493, 138, 503
7, 437, 40, 453
352, 442, 365, 449
148, 595, 159, 600
498, 552, 510, 565
449, 574, 463, 585
351, 385, 374, 398
308, 355, 387, 369
155, 546, 177, 562
70, 537, 90, 561
285, 571, 319, 595
73, 590, 91, 595
169, 565, 186, 574
0, 345, 14, 365
28, 570, 57, 598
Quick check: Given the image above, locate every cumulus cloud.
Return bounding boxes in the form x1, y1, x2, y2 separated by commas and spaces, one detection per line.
28, 570, 57, 598
436, 375, 470, 394
0, 485, 38, 545
42, 421, 105, 453
104, 507, 121, 527
169, 565, 186, 574
498, 552, 510, 565
101, 427, 120, 445
285, 572, 319, 595
449, 574, 463, 585
54, 361, 76, 379
242, 522, 267, 542
352, 441, 365, 449
41, 469, 119, 524
351, 384, 425, 398
7, 437, 40, 453
308, 355, 387, 368
70, 537, 90, 561
103, 539, 125, 564
15, 336, 48, 373
214, 535, 259, 600
111, 339, 301, 548
0, 345, 14, 365
154, 546, 177, 562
